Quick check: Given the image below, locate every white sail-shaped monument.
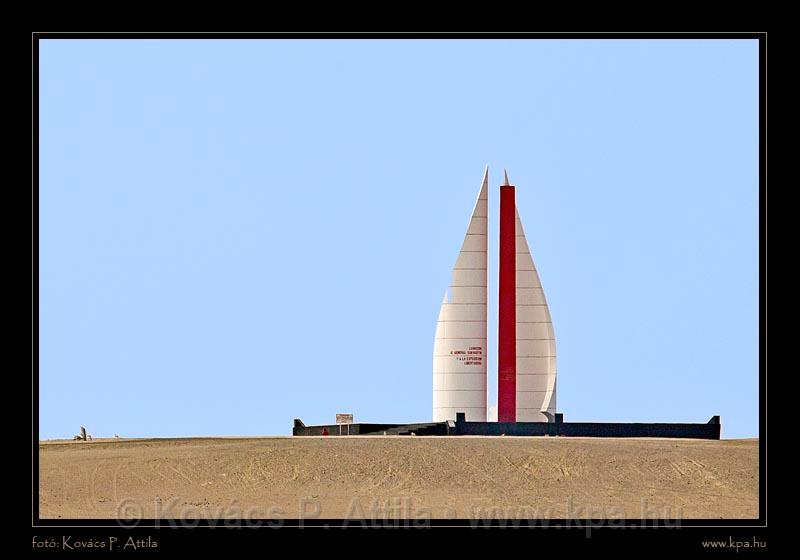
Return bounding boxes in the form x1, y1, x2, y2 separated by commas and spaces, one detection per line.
432, 169, 488, 422
515, 206, 557, 422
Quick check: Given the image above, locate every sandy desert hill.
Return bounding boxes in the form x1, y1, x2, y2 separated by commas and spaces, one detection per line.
39, 436, 758, 520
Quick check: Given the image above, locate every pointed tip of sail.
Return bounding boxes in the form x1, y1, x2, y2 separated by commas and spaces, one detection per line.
479, 166, 489, 195
476, 166, 489, 201
502, 168, 511, 186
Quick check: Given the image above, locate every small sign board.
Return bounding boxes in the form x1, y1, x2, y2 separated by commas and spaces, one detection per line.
336, 413, 354, 424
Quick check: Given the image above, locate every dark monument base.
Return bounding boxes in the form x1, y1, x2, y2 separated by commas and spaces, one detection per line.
292, 414, 721, 439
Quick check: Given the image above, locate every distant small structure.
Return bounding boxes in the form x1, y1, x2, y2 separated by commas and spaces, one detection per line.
73, 426, 92, 441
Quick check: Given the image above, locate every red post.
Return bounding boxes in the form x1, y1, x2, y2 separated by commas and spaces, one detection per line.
498, 183, 516, 422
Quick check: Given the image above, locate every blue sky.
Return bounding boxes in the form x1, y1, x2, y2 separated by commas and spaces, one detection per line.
39, 39, 759, 439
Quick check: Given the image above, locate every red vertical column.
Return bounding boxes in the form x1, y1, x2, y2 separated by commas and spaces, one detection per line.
498, 183, 516, 422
